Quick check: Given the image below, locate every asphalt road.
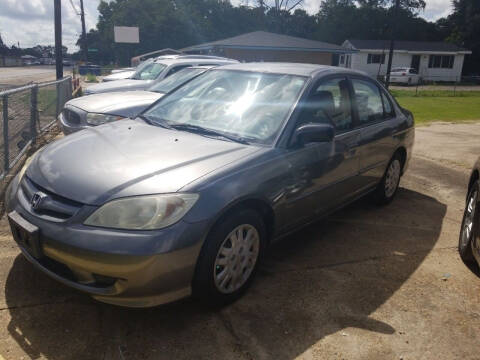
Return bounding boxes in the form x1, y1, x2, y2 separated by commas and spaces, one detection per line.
0, 122, 480, 359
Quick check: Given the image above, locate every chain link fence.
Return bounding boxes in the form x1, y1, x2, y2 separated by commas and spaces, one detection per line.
378, 74, 480, 96
0, 77, 72, 180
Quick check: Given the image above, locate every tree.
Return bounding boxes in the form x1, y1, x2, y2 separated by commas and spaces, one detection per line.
0, 33, 8, 55
356, 0, 426, 11
314, 0, 439, 44
76, 0, 445, 66
442, 0, 480, 74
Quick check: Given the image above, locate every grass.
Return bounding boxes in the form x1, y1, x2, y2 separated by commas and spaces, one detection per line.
85, 73, 98, 83
391, 89, 480, 98
392, 90, 480, 125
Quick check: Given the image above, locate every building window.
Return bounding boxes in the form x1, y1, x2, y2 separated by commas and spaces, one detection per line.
339, 55, 345, 64
367, 53, 385, 64
429, 55, 454, 69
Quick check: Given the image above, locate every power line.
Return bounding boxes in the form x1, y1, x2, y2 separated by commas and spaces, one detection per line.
79, 0, 88, 62
67, 0, 87, 61
69, 0, 81, 16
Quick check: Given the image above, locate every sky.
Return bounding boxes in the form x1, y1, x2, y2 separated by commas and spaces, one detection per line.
0, 0, 453, 53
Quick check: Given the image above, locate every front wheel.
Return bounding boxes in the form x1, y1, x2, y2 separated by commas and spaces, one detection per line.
459, 181, 478, 263
193, 209, 266, 306
372, 153, 402, 205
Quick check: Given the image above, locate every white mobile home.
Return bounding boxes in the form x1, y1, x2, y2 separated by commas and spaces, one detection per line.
340, 40, 471, 82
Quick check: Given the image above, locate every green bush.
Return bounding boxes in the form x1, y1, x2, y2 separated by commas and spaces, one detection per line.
85, 73, 98, 83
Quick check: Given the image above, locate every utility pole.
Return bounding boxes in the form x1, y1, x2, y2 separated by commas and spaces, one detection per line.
79, 0, 88, 63
385, 0, 401, 89
54, 0, 63, 79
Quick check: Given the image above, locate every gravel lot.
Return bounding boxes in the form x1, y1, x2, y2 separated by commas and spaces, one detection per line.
0, 66, 72, 88
0, 122, 480, 360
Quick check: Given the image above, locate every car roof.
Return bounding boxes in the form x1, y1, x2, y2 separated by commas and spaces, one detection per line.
212, 62, 368, 77
187, 65, 219, 69
153, 57, 238, 65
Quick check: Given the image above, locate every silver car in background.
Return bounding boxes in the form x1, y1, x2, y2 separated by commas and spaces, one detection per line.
59, 66, 216, 134
101, 61, 153, 82
84, 56, 237, 94
102, 70, 136, 82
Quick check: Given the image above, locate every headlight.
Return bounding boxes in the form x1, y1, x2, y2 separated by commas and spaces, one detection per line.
84, 193, 199, 230
86, 113, 125, 126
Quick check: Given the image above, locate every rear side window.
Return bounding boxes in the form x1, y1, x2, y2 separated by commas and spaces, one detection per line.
381, 91, 395, 117
352, 79, 384, 125
166, 65, 192, 77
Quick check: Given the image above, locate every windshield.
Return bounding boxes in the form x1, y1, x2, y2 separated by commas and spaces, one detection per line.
143, 70, 307, 145
148, 68, 206, 94
131, 62, 167, 80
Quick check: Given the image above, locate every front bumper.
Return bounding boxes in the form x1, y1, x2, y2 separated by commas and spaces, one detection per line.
390, 76, 413, 84
6, 175, 208, 307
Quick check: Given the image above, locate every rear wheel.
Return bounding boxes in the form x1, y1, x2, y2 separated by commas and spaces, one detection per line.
193, 208, 266, 306
373, 153, 402, 205
459, 181, 478, 263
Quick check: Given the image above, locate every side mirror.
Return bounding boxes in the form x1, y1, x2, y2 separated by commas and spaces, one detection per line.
294, 123, 335, 145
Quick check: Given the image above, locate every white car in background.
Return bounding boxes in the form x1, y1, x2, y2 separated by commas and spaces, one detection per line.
389, 67, 420, 85
85, 56, 237, 94
102, 62, 152, 82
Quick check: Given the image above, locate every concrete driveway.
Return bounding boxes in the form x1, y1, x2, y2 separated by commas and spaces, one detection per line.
1, 122, 480, 360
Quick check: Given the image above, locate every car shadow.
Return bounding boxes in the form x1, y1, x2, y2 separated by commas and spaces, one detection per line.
4, 188, 446, 360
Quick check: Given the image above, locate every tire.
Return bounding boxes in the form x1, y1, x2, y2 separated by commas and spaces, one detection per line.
372, 152, 403, 205
459, 181, 478, 263
193, 208, 266, 306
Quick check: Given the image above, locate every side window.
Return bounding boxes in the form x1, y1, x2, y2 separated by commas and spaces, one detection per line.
297, 77, 353, 132
351, 79, 384, 125
381, 91, 395, 118
166, 65, 191, 77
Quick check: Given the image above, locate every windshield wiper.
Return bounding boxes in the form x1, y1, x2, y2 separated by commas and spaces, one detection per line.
137, 114, 153, 124
169, 123, 250, 144
138, 115, 173, 129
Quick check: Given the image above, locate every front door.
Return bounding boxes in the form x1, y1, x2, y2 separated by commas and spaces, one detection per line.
411, 55, 420, 72
280, 77, 362, 231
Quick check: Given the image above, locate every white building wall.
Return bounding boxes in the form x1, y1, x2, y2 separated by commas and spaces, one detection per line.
341, 51, 412, 78
418, 54, 464, 82
340, 49, 466, 82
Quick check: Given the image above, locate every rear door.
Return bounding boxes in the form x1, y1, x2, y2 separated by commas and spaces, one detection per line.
350, 76, 399, 190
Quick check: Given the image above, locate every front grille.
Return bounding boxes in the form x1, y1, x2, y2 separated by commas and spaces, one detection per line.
19, 177, 83, 221
63, 108, 81, 125
36, 255, 116, 288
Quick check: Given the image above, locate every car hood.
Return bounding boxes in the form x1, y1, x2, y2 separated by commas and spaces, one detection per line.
67, 91, 163, 115
85, 79, 152, 94
102, 70, 135, 82
27, 120, 260, 205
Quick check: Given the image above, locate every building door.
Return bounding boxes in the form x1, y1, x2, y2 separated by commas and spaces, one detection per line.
411, 55, 420, 72
348, 55, 352, 68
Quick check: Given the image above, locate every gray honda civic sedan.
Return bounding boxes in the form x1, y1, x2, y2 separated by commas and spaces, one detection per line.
6, 63, 414, 307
